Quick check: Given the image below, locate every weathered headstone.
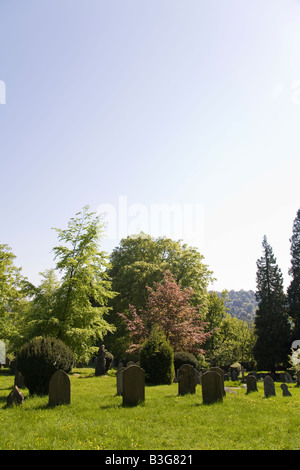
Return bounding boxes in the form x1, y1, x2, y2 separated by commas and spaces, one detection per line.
122, 365, 145, 406
14, 371, 25, 389
202, 370, 223, 404
246, 374, 258, 393
297, 370, 300, 387
116, 366, 124, 395
211, 367, 226, 396
48, 370, 71, 406
178, 364, 196, 396
6, 385, 24, 407
281, 383, 292, 396
95, 344, 106, 376
264, 375, 276, 398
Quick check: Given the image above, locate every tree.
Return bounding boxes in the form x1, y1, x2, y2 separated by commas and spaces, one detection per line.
0, 244, 27, 350
118, 271, 213, 356
287, 208, 300, 341
105, 233, 214, 358
253, 236, 291, 372
24, 207, 116, 362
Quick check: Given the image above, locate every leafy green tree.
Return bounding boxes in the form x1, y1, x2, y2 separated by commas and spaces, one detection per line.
253, 235, 291, 372
104, 233, 214, 358
0, 244, 27, 351
24, 207, 116, 362
287, 208, 300, 341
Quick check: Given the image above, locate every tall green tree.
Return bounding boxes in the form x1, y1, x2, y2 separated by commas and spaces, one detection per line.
0, 244, 27, 351
104, 233, 214, 358
253, 236, 291, 372
287, 208, 300, 341
24, 207, 116, 362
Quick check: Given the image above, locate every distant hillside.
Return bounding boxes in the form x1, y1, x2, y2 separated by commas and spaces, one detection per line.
216, 289, 258, 323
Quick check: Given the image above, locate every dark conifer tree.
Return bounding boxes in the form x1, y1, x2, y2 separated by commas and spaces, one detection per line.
287, 209, 300, 341
253, 236, 290, 372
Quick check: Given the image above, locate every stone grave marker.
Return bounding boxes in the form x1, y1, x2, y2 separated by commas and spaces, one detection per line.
14, 371, 25, 389
116, 366, 125, 395
297, 370, 300, 387
211, 367, 226, 396
264, 375, 276, 398
178, 364, 196, 396
95, 344, 106, 376
202, 370, 223, 404
7, 385, 24, 407
246, 374, 258, 393
48, 370, 71, 406
281, 383, 292, 396
122, 365, 145, 406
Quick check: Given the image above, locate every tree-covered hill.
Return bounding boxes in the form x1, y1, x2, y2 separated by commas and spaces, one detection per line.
215, 289, 258, 323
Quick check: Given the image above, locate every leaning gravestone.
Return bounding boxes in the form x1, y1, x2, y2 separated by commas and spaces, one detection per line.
122, 365, 145, 406
211, 367, 226, 396
264, 375, 276, 398
178, 364, 196, 396
116, 366, 125, 395
246, 374, 258, 393
202, 370, 223, 404
281, 383, 292, 396
48, 370, 71, 406
6, 385, 24, 407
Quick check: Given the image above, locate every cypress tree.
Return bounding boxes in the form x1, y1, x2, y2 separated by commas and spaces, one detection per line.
287, 208, 300, 341
253, 236, 290, 372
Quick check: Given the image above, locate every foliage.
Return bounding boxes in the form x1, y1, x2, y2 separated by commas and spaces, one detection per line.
253, 236, 291, 372
23, 207, 116, 362
140, 326, 174, 385
16, 336, 73, 395
217, 289, 258, 323
287, 208, 300, 340
173, 351, 199, 372
0, 244, 27, 350
104, 233, 214, 358
289, 347, 300, 373
119, 271, 213, 355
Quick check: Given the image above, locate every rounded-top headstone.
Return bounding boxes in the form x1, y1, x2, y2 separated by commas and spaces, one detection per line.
49, 369, 71, 406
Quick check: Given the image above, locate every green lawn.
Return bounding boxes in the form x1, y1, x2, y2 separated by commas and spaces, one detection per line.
0, 367, 299, 450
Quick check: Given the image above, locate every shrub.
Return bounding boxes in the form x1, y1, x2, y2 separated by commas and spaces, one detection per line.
174, 351, 199, 373
105, 351, 114, 372
16, 336, 74, 395
140, 326, 174, 385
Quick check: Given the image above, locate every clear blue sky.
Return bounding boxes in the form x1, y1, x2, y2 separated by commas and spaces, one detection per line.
1, 0, 300, 292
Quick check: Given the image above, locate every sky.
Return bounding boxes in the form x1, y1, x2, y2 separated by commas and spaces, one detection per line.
0, 0, 300, 292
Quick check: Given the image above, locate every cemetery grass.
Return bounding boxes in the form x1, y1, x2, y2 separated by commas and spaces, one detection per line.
1, 368, 300, 450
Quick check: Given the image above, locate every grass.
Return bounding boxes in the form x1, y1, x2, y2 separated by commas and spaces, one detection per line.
1, 367, 300, 450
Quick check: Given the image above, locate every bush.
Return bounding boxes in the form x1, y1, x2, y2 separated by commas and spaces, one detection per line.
105, 351, 114, 372
16, 336, 74, 395
140, 327, 174, 385
174, 351, 199, 373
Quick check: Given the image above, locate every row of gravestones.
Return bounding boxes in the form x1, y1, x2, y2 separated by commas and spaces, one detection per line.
7, 364, 299, 408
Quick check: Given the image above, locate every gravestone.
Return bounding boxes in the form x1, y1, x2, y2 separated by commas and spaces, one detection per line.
211, 367, 226, 396
116, 366, 125, 395
178, 364, 196, 396
122, 365, 145, 406
6, 386, 24, 407
246, 374, 258, 393
14, 371, 25, 389
202, 370, 223, 404
48, 370, 71, 406
95, 344, 106, 376
281, 383, 292, 396
264, 375, 276, 398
